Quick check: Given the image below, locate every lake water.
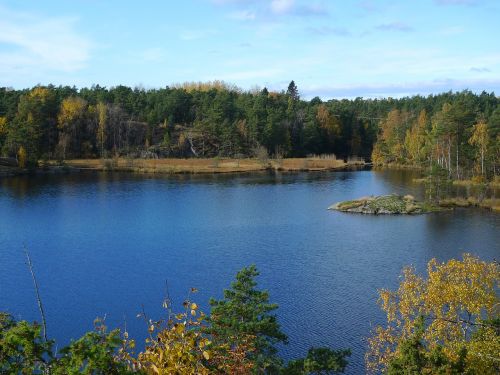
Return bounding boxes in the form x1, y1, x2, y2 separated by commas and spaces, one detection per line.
0, 169, 499, 374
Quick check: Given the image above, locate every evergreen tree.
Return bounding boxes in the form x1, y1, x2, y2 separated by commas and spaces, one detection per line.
284, 348, 351, 375
0, 83, 497, 175
208, 265, 288, 373
286, 81, 300, 102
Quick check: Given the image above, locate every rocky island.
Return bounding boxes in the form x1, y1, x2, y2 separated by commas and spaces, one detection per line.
329, 194, 442, 215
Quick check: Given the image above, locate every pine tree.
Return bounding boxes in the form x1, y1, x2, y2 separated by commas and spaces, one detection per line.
286, 81, 299, 102
284, 347, 351, 375
208, 265, 288, 373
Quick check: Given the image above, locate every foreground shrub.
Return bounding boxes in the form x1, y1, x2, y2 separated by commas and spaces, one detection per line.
51, 317, 136, 375
283, 347, 351, 374
0, 313, 53, 374
366, 254, 500, 374
2, 266, 350, 374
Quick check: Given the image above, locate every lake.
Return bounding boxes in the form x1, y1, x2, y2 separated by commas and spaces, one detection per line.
0, 168, 499, 374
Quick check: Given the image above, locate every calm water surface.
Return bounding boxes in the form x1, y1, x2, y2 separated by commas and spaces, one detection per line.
1, 169, 499, 374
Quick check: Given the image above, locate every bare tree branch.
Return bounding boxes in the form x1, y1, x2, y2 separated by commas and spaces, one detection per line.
24, 246, 48, 342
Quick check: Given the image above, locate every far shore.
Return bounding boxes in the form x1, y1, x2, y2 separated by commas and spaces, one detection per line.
19, 157, 367, 175
54, 157, 364, 174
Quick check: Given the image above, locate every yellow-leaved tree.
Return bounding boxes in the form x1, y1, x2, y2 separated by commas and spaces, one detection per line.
316, 104, 341, 148
17, 146, 27, 168
57, 96, 88, 159
469, 119, 489, 177
0, 116, 6, 136
404, 109, 428, 165
136, 289, 256, 375
372, 109, 410, 165
366, 254, 499, 374
137, 298, 211, 375
0, 116, 7, 151
96, 102, 107, 158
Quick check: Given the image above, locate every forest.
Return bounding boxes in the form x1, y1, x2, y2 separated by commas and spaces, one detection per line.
0, 82, 498, 181
372, 93, 500, 181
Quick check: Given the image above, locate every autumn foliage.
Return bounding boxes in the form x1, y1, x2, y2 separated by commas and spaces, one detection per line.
2, 252, 498, 374
366, 254, 500, 374
1, 266, 350, 374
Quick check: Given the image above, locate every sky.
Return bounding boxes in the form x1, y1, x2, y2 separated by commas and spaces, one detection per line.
0, 0, 499, 99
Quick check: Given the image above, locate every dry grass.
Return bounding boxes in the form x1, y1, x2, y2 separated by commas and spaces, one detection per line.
439, 197, 500, 211
479, 198, 500, 212
452, 179, 485, 187
275, 158, 349, 171
450, 178, 500, 188
489, 178, 500, 189
439, 198, 473, 208
373, 163, 424, 170
413, 177, 430, 184
51, 157, 356, 174
415, 177, 499, 189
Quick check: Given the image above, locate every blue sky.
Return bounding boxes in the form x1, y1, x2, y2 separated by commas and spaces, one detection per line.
0, 0, 499, 99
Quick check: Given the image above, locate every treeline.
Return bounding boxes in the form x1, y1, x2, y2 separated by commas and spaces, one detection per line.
372, 91, 500, 181
0, 82, 498, 175
0, 81, 378, 166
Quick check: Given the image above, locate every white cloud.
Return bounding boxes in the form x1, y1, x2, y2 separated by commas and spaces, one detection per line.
375, 22, 413, 32
0, 5, 92, 78
270, 0, 294, 15
301, 78, 500, 99
470, 67, 491, 73
269, 0, 328, 17
212, 0, 327, 21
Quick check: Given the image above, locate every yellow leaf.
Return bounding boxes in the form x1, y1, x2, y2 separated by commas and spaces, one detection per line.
175, 323, 185, 334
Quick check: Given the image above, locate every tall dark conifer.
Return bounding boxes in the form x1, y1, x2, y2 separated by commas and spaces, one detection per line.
208, 265, 288, 373
286, 80, 300, 102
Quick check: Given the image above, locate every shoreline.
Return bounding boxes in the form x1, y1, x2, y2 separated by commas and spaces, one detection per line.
1, 157, 366, 177
412, 176, 500, 190
0, 165, 27, 177
372, 163, 424, 171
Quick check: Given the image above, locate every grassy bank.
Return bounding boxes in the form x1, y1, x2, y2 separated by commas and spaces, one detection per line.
411, 176, 500, 212
373, 162, 424, 170
450, 179, 500, 212
413, 176, 500, 188
45, 157, 363, 174
438, 197, 500, 212
451, 178, 500, 189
